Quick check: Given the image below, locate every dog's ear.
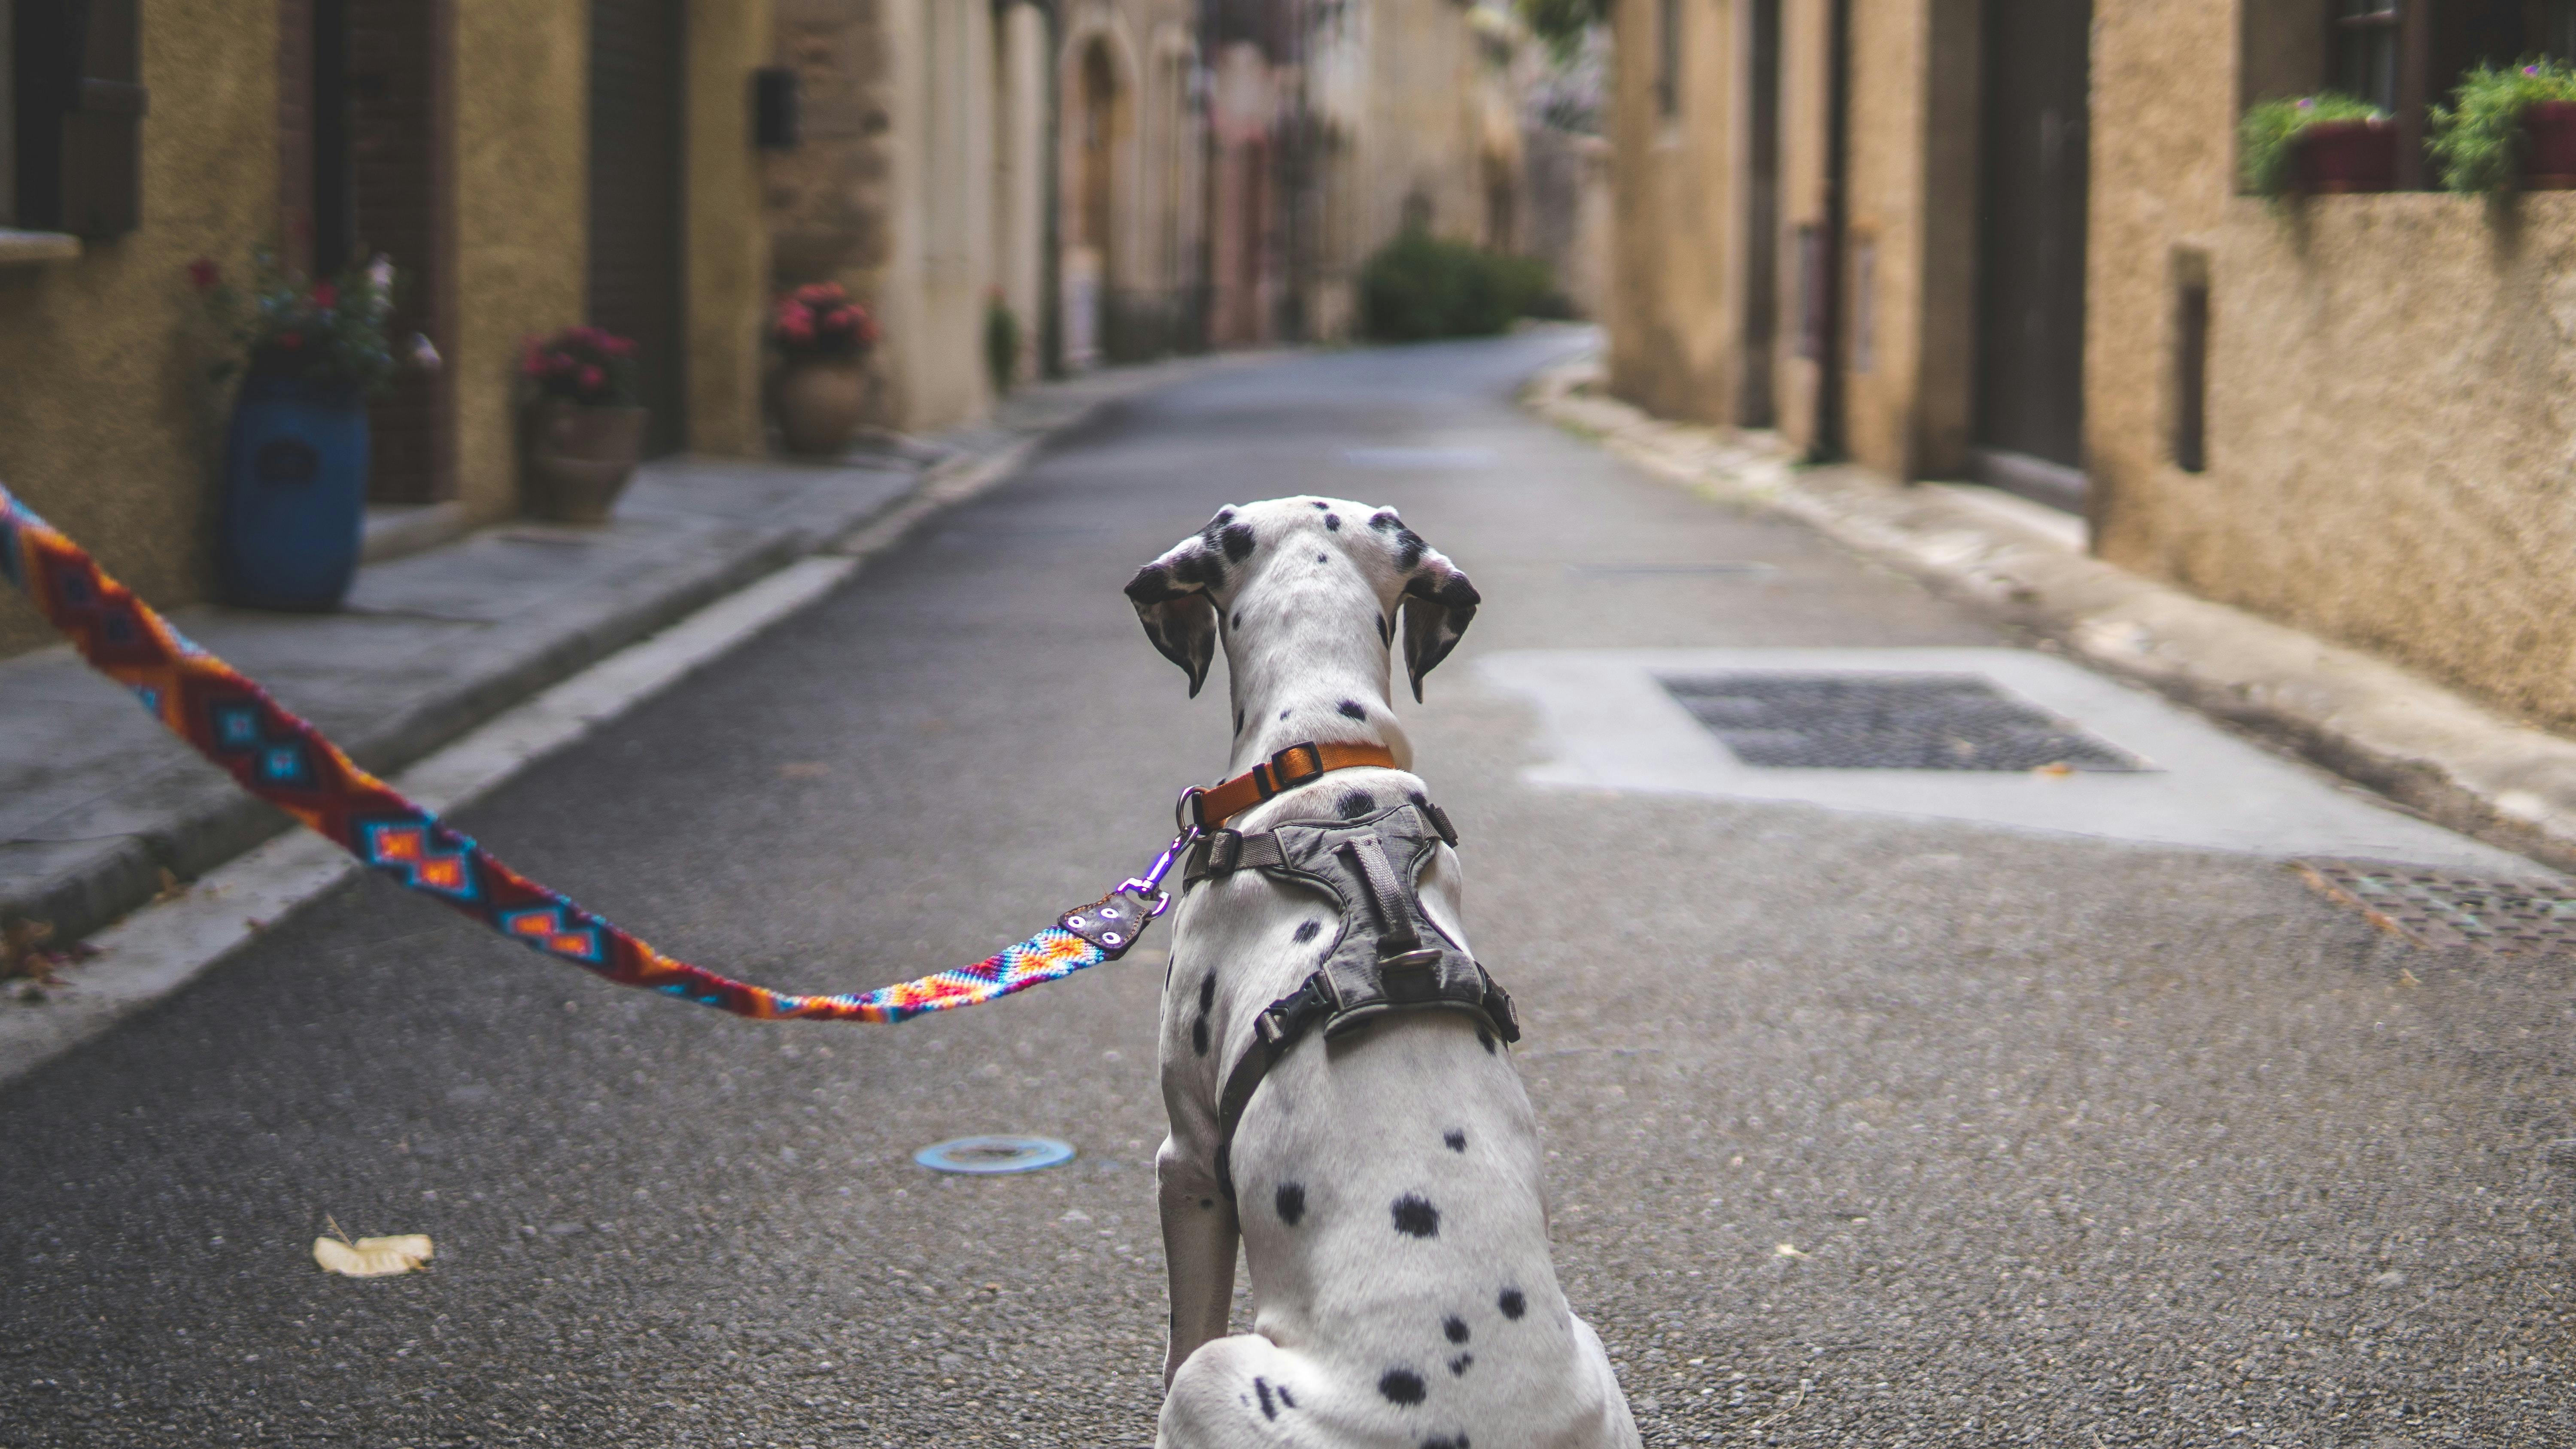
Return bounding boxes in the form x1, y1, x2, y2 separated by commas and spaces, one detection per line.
1124, 538, 1224, 697
1397, 537, 1479, 703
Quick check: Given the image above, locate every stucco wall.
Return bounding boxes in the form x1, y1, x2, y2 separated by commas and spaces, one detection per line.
687, 0, 774, 456
2092, 2, 2576, 732
450, 2, 588, 524
1604, 0, 1741, 424
0, 0, 278, 659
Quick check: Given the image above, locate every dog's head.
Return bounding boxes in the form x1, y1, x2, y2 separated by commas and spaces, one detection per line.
1123, 497, 1478, 701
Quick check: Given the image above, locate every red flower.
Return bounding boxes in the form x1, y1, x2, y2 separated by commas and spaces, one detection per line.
187, 258, 219, 291
312, 283, 338, 309
276, 331, 304, 349
578, 364, 605, 392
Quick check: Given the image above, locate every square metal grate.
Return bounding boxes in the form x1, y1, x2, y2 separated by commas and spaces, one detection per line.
1657, 672, 2148, 771
2297, 859, 2576, 955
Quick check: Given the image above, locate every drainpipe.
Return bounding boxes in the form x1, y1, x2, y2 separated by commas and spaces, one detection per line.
1197, 0, 1219, 350
1810, 0, 1852, 463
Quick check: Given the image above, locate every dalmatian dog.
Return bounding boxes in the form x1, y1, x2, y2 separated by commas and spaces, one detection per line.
1125, 498, 1639, 1449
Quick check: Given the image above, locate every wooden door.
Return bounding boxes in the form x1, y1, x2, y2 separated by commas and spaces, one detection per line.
588, 0, 687, 456
1972, 0, 2089, 487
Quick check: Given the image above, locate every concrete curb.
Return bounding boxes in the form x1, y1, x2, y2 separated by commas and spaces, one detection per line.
1524, 353, 2576, 875
0, 355, 1267, 1076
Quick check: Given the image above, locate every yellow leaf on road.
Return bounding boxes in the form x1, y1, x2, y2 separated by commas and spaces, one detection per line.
313, 1233, 433, 1277
1774, 1242, 1809, 1258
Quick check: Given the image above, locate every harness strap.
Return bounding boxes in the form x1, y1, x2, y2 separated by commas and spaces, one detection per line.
1189, 801, 1519, 1199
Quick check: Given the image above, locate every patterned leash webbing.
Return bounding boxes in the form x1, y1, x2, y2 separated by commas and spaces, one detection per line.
0, 482, 1166, 1022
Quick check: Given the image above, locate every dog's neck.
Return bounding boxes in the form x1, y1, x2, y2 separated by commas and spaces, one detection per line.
1219, 567, 1412, 776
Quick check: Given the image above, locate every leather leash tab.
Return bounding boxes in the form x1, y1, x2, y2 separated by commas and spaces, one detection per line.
1189, 740, 1400, 831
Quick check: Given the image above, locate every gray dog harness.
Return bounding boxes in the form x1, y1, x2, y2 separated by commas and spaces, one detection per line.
1184, 800, 1520, 1198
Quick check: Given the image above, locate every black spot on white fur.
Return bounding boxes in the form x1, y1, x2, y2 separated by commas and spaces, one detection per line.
1448, 1352, 1474, 1376
1221, 523, 1255, 562
1443, 1316, 1470, 1343
1371, 510, 1399, 531
1377, 1369, 1426, 1406
1292, 920, 1321, 943
1424, 1437, 1469, 1449
1231, 610, 1243, 629
1200, 973, 1217, 1011
1191, 1017, 1209, 1056
1255, 1376, 1277, 1420
1233, 707, 1244, 736
1324, 513, 1340, 530
1315, 552, 1328, 564
1377, 613, 1390, 644
1337, 699, 1367, 720
1444, 1130, 1467, 1152
1275, 1182, 1306, 1225
1498, 1288, 1526, 1319
1311, 500, 1329, 509
1476, 1027, 1495, 1054
1277, 1385, 1297, 1409
1337, 791, 1375, 819
1395, 529, 1427, 570
1392, 1194, 1440, 1238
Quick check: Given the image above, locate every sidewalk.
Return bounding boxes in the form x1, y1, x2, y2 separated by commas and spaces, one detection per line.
1525, 348, 2576, 876
0, 353, 1255, 964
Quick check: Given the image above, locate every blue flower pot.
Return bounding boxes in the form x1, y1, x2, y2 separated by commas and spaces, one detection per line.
219, 375, 371, 611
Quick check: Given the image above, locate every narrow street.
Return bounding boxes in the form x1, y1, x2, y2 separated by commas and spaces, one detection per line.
6, 333, 2573, 1446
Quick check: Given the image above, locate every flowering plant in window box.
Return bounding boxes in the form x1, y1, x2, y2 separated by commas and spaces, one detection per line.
2240, 93, 2393, 197
767, 283, 880, 457
516, 327, 648, 524
2431, 61, 2576, 194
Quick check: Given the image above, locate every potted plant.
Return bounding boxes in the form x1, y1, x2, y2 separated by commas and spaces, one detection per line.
2431, 61, 2576, 193
2240, 93, 2394, 197
517, 327, 647, 524
769, 282, 879, 457
196, 251, 402, 611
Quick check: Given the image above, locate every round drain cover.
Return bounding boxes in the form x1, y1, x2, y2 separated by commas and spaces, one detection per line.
913, 1135, 1075, 1175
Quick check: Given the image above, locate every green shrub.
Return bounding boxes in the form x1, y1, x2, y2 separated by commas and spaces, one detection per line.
1519, 0, 1607, 63
2430, 60, 2576, 194
984, 297, 1021, 396
2238, 92, 2382, 197
1358, 230, 1558, 342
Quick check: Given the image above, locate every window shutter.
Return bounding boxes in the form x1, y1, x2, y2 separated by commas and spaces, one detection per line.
11, 0, 143, 238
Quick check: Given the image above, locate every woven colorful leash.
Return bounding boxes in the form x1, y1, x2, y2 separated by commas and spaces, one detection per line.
0, 482, 1188, 1022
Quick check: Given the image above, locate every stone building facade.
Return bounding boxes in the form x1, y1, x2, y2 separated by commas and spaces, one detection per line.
1605, 0, 2576, 736
766, 0, 1051, 432
0, 0, 773, 661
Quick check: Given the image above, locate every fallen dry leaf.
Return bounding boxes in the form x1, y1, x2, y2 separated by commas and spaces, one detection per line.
313, 1233, 434, 1277
152, 867, 189, 905
2398, 968, 2423, 989
1774, 1242, 1809, 1259
2, 916, 101, 985
2033, 761, 2076, 778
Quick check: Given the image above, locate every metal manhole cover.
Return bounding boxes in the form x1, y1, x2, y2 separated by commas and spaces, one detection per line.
2297, 860, 2576, 955
1658, 672, 2148, 771
913, 1135, 1076, 1175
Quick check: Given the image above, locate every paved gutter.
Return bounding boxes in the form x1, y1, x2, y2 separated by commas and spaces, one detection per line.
1525, 349, 2576, 876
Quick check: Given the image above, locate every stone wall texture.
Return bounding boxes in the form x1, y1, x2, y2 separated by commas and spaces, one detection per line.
2093, 1, 2576, 730
0, 0, 279, 659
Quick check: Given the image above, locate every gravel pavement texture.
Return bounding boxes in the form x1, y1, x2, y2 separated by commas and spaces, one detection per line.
4, 333, 2572, 1447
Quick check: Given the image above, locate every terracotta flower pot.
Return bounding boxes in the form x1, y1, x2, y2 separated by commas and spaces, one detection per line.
775, 358, 870, 458
2524, 101, 2576, 189
524, 400, 647, 524
2293, 118, 2397, 194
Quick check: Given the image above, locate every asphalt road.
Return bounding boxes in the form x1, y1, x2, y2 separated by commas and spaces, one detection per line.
6, 332, 2574, 1447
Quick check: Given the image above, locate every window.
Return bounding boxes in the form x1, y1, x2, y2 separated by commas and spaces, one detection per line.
2332, 2, 2398, 111
11, 0, 144, 237
1, 0, 15, 225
